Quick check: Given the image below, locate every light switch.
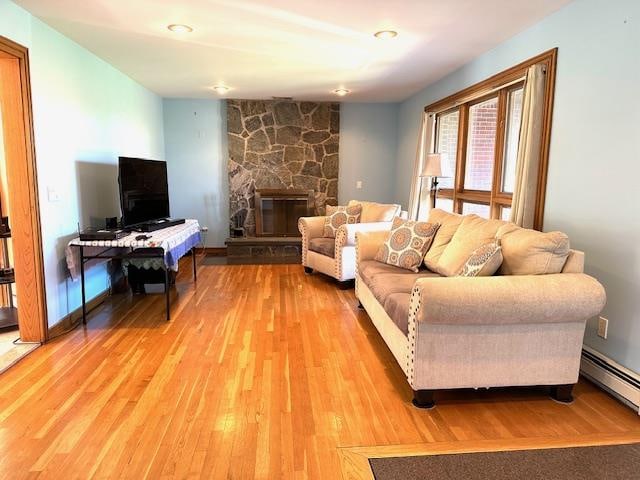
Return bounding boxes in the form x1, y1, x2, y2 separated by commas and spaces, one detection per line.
356, 180, 363, 189
47, 186, 60, 202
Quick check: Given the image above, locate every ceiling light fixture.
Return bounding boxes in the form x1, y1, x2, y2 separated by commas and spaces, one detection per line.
333, 88, 350, 96
374, 30, 398, 39
212, 85, 230, 94
167, 24, 193, 33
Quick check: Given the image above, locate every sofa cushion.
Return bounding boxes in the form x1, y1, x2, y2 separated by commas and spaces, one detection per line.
359, 260, 438, 304
323, 204, 362, 238
368, 271, 437, 306
458, 240, 503, 277
348, 200, 400, 223
496, 224, 570, 275
308, 237, 336, 258
375, 217, 440, 272
383, 293, 411, 335
359, 260, 410, 283
423, 209, 464, 271
435, 215, 506, 277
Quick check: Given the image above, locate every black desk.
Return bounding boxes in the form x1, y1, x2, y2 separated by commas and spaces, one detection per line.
68, 220, 201, 323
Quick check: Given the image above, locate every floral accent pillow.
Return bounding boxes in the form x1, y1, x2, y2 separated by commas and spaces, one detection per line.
323, 204, 362, 238
458, 240, 503, 277
375, 217, 440, 272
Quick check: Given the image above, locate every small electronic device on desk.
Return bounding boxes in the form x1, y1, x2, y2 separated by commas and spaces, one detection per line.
79, 228, 128, 241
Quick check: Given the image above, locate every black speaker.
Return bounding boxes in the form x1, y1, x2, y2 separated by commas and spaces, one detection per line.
105, 217, 118, 229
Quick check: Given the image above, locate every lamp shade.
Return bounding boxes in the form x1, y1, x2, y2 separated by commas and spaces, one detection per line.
420, 153, 442, 177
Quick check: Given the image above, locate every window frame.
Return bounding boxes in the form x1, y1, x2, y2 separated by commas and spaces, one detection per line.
426, 49, 557, 230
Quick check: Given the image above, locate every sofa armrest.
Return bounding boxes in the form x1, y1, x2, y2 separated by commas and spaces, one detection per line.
355, 230, 389, 263
298, 216, 326, 242
336, 221, 392, 248
410, 273, 606, 326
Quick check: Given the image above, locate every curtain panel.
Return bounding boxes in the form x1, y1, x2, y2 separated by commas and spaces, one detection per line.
510, 64, 546, 228
408, 112, 435, 220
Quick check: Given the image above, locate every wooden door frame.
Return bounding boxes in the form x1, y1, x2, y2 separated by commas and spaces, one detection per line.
0, 35, 48, 343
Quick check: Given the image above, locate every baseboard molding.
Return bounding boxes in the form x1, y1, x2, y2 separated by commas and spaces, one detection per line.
203, 247, 227, 256
47, 289, 110, 340
580, 345, 640, 414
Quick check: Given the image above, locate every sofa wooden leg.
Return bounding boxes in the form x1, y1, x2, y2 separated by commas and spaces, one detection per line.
337, 279, 354, 290
303, 266, 313, 274
550, 384, 575, 403
412, 389, 436, 409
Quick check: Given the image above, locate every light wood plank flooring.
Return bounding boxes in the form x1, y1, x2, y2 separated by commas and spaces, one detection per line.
0, 261, 638, 479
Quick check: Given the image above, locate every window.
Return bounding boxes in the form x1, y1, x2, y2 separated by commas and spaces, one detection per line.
464, 97, 498, 191
433, 86, 522, 221
502, 87, 524, 193
420, 49, 556, 230
462, 202, 491, 217
434, 110, 459, 189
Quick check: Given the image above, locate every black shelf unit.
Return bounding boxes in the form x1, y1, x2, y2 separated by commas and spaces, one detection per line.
0, 223, 17, 330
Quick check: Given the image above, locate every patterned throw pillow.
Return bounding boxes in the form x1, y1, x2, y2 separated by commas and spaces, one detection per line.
375, 217, 440, 272
458, 240, 503, 277
323, 204, 362, 238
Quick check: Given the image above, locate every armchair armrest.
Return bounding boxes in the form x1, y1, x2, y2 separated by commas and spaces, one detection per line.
336, 221, 392, 248
410, 273, 606, 326
355, 230, 389, 263
298, 216, 326, 242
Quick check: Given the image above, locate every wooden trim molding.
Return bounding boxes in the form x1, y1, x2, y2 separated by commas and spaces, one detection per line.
0, 35, 48, 342
47, 290, 109, 339
425, 49, 557, 114
203, 247, 227, 256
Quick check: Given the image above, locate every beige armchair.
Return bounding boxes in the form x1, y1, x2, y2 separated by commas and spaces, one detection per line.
298, 201, 407, 286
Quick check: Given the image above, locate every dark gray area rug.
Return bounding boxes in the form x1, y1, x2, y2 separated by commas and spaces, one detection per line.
369, 443, 640, 480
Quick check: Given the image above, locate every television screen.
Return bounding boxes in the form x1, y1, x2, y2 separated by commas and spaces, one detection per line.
118, 157, 170, 227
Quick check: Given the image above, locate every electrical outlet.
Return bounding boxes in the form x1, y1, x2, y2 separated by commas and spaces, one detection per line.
597, 316, 609, 339
356, 180, 363, 189
200, 226, 209, 232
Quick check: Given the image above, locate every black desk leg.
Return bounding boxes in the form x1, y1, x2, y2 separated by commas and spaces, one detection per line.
80, 245, 87, 324
165, 266, 170, 321
192, 247, 197, 281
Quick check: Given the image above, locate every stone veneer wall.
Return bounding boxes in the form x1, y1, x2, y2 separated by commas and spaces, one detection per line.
227, 99, 339, 236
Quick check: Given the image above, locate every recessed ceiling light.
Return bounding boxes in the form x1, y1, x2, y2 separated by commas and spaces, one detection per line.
374, 30, 398, 39
333, 88, 350, 96
167, 24, 193, 33
212, 85, 230, 94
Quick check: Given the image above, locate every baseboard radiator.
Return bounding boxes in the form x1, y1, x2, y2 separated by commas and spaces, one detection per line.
580, 345, 640, 414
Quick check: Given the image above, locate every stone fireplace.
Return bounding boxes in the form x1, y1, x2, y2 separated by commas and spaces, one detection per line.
227, 99, 339, 237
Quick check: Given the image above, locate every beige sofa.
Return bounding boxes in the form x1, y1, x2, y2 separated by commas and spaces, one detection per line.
298, 201, 407, 285
355, 210, 606, 408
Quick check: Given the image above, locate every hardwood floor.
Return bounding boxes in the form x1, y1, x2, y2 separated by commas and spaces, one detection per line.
0, 261, 638, 479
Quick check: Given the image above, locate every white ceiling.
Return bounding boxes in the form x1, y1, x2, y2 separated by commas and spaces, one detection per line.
16, 0, 571, 102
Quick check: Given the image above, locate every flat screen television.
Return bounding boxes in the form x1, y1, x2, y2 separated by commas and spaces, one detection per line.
118, 157, 170, 227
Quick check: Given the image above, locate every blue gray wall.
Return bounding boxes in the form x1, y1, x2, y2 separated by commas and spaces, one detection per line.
339, 103, 398, 205
163, 99, 228, 247
0, 1, 165, 326
394, 0, 640, 373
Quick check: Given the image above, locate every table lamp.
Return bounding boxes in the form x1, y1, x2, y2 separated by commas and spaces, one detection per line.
420, 153, 444, 210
